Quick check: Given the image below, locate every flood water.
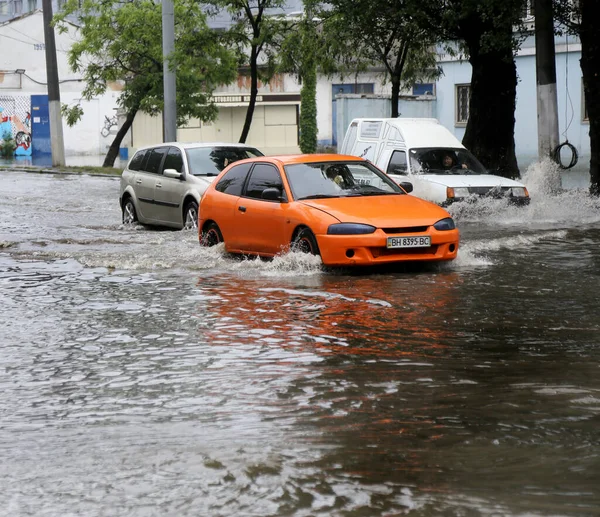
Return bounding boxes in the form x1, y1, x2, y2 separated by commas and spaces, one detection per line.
1, 164, 600, 516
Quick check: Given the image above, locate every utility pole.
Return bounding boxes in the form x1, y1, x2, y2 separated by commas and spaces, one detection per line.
41, 0, 65, 166
162, 0, 177, 142
534, 0, 560, 160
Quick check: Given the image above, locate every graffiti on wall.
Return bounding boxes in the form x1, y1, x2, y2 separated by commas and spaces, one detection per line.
101, 114, 118, 137
0, 95, 32, 156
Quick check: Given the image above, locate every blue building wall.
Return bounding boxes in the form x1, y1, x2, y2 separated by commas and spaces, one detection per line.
436, 34, 589, 169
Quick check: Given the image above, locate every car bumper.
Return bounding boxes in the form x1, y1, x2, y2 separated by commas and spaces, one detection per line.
442, 196, 530, 207
316, 229, 460, 267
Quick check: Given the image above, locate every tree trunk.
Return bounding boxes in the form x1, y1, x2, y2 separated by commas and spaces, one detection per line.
463, 46, 520, 179
579, 0, 600, 195
391, 77, 400, 118
103, 109, 137, 168
239, 45, 259, 144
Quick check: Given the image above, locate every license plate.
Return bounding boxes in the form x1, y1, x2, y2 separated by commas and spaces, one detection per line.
387, 236, 431, 248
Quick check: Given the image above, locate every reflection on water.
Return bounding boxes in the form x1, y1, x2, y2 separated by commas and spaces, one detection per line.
1, 163, 600, 515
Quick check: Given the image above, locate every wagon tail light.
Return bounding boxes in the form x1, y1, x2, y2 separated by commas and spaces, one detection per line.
327, 223, 376, 235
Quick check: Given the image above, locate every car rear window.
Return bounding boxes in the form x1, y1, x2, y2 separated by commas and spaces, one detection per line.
128, 150, 146, 171
185, 147, 263, 176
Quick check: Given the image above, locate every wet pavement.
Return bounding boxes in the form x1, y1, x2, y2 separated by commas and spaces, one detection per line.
1, 163, 599, 516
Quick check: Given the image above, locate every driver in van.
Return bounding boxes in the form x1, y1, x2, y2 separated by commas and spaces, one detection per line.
441, 152, 467, 170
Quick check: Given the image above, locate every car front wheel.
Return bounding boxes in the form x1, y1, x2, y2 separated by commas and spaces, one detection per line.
292, 227, 320, 255
183, 200, 199, 230
200, 222, 223, 247
122, 198, 137, 225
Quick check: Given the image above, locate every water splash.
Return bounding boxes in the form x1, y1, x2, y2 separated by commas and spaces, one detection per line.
448, 160, 600, 229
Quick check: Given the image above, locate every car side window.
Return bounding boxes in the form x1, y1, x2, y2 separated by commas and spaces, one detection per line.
163, 147, 184, 173
244, 164, 285, 201
128, 150, 146, 171
388, 150, 407, 174
214, 163, 252, 196
144, 147, 168, 174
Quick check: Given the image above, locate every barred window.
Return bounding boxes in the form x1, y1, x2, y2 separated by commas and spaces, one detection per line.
455, 84, 471, 126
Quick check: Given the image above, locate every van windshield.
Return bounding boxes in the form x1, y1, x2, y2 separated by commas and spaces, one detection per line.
409, 147, 488, 175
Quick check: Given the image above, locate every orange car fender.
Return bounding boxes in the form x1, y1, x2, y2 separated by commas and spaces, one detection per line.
283, 202, 340, 243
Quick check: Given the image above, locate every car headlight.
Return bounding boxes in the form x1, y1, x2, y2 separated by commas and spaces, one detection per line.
510, 187, 529, 198
327, 223, 376, 235
433, 217, 456, 231
447, 187, 470, 198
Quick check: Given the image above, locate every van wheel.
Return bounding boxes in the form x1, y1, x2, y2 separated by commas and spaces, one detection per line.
183, 201, 199, 230
200, 222, 223, 247
122, 198, 137, 224
292, 228, 320, 255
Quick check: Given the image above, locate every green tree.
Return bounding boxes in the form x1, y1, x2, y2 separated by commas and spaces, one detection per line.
554, 0, 600, 195
318, 0, 441, 118
277, 6, 320, 153
417, 0, 526, 179
205, 0, 288, 144
54, 0, 237, 167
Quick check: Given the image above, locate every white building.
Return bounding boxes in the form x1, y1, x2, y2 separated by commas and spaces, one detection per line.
0, 9, 122, 158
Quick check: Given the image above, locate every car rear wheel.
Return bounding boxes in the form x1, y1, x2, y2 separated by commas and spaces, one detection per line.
122, 198, 137, 225
292, 228, 320, 255
200, 222, 223, 247
183, 201, 199, 230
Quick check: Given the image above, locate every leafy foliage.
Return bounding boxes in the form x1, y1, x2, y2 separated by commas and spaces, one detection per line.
204, 0, 289, 142
54, 0, 238, 127
315, 0, 441, 117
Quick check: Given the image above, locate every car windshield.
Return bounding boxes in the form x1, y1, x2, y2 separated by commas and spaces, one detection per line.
185, 146, 263, 176
284, 161, 404, 201
409, 147, 488, 175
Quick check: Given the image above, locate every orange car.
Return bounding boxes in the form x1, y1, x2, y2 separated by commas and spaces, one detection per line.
198, 154, 459, 266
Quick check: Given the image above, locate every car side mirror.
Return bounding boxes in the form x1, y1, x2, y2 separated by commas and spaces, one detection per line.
164, 168, 183, 180
261, 187, 283, 201
399, 181, 413, 193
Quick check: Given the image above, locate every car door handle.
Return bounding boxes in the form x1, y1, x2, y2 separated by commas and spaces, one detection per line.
238, 206, 246, 213
135, 179, 142, 184
155, 182, 162, 188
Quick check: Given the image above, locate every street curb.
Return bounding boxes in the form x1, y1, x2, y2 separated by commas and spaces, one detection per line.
0, 166, 121, 178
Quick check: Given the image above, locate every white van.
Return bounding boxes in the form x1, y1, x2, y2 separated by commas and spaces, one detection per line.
339, 118, 530, 205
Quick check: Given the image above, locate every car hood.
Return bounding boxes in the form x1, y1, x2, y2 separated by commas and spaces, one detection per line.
408, 174, 526, 188
299, 194, 450, 227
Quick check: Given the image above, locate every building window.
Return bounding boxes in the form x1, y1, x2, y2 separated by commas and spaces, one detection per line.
413, 83, 435, 96
455, 84, 470, 126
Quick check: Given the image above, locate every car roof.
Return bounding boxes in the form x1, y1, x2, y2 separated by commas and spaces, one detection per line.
251, 154, 366, 166
136, 142, 261, 151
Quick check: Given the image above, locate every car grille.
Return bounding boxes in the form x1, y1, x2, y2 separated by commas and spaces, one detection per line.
371, 245, 439, 257
382, 226, 429, 234
468, 186, 512, 197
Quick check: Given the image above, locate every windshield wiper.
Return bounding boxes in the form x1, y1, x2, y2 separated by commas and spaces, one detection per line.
298, 194, 340, 200
355, 191, 398, 196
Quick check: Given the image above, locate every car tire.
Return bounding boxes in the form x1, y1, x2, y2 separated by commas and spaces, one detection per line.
200, 222, 223, 247
122, 197, 138, 225
183, 200, 199, 230
292, 227, 320, 255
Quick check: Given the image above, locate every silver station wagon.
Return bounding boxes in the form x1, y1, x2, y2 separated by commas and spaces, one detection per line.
119, 142, 264, 229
